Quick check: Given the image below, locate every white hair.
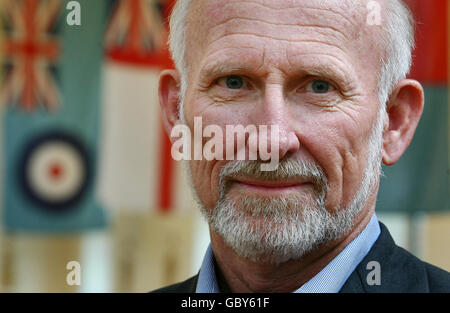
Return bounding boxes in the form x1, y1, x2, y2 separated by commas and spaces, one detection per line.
168, 0, 416, 118
377, 0, 415, 107
168, 0, 191, 117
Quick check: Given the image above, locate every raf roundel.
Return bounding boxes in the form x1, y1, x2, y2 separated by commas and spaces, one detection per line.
19, 131, 91, 213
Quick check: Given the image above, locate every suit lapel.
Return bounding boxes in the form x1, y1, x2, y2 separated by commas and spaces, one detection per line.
339, 270, 365, 293
340, 222, 396, 293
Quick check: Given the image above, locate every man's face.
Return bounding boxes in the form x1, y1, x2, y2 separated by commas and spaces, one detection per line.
182, 0, 385, 261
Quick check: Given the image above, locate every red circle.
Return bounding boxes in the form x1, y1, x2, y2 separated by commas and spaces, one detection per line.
48, 162, 64, 181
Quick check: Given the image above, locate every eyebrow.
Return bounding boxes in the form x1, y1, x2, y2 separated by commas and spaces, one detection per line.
199, 60, 258, 81
297, 63, 351, 86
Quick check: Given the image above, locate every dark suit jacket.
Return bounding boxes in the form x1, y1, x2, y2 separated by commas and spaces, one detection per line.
152, 222, 450, 293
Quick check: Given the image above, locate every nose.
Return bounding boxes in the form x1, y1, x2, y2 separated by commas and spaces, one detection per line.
253, 83, 301, 160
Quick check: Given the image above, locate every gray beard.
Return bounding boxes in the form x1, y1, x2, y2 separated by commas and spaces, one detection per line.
203, 159, 358, 265
190, 109, 384, 265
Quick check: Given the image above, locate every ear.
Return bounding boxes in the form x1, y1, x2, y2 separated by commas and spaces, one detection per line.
382, 79, 424, 165
159, 69, 182, 142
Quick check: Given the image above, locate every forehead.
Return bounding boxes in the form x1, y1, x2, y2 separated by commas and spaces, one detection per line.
194, 0, 365, 39
186, 0, 382, 76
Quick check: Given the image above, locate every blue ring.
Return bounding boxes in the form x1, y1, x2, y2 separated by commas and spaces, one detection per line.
18, 129, 92, 214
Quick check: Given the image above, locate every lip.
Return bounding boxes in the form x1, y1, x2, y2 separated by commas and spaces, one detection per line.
231, 177, 312, 194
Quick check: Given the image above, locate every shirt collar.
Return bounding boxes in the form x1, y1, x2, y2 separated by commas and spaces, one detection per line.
196, 213, 380, 293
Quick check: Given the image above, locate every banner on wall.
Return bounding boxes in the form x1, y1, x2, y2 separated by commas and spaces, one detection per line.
97, 0, 196, 215
0, 0, 108, 232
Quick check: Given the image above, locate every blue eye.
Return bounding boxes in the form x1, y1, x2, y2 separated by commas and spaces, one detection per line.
225, 76, 244, 89
311, 80, 331, 94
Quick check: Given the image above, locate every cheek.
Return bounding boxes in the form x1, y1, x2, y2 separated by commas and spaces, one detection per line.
185, 97, 255, 210
188, 96, 253, 125
295, 110, 374, 212
189, 159, 225, 210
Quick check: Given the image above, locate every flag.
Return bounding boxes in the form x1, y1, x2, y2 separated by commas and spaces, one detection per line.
97, 0, 195, 214
377, 0, 449, 213
1, 0, 108, 231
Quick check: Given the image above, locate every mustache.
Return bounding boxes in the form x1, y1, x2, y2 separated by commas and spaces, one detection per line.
219, 159, 328, 193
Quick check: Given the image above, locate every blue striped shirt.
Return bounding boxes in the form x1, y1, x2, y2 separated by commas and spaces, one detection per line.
196, 213, 380, 293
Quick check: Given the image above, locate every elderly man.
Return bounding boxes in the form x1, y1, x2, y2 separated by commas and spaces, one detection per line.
156, 0, 450, 293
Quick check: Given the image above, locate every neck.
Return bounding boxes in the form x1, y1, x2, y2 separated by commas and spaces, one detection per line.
210, 206, 375, 293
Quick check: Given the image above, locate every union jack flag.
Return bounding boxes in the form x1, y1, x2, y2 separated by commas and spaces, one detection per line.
105, 0, 173, 67
0, 0, 62, 112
